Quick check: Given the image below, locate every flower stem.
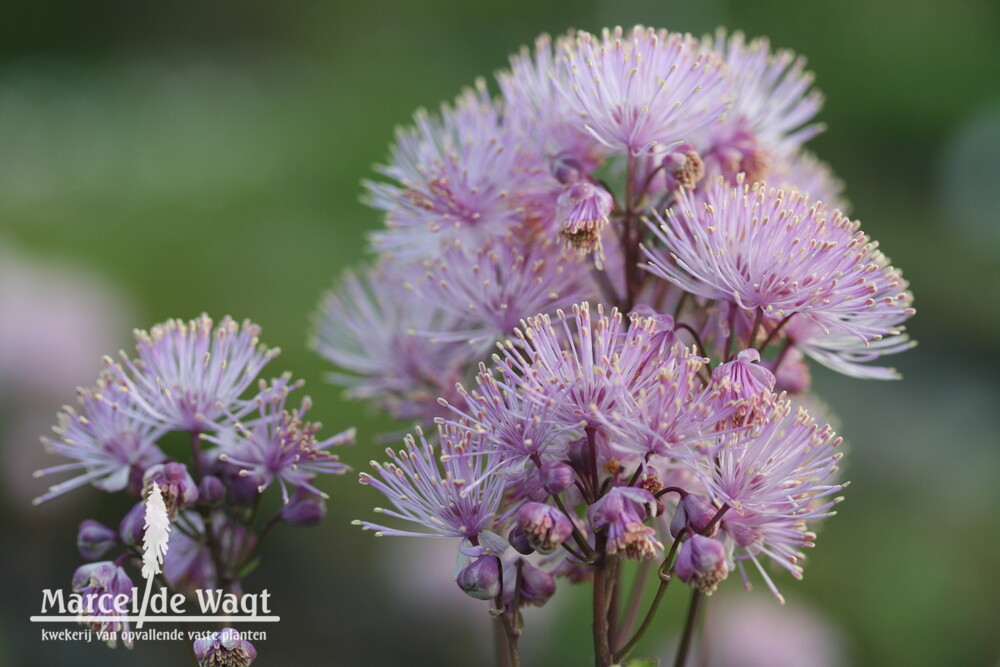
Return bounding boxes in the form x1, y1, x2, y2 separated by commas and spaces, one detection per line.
613, 537, 681, 662
592, 537, 612, 667
672, 590, 703, 667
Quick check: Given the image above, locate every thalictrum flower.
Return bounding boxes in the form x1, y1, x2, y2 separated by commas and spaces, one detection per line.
558, 25, 730, 156
106, 314, 278, 433
644, 176, 915, 348
355, 426, 507, 540
34, 373, 165, 505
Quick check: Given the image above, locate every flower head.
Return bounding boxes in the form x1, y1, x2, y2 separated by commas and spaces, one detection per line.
211, 380, 353, 504
107, 314, 278, 433
674, 534, 729, 594
644, 177, 915, 347
355, 426, 507, 540
559, 26, 729, 155
703, 31, 824, 173
367, 83, 531, 257
34, 373, 165, 505
312, 260, 473, 422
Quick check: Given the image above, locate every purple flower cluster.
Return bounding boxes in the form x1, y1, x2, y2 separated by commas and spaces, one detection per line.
313, 23, 914, 666
36, 315, 353, 657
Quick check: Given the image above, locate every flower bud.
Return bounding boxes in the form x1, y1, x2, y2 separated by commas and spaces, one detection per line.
541, 461, 574, 495
193, 628, 257, 667
77, 519, 119, 561
143, 462, 199, 518
566, 437, 592, 477
551, 153, 585, 184
669, 494, 720, 539
516, 502, 573, 554
508, 526, 534, 555
506, 559, 556, 607
119, 501, 146, 546
674, 535, 729, 595
198, 475, 227, 506
456, 555, 502, 601
280, 489, 327, 527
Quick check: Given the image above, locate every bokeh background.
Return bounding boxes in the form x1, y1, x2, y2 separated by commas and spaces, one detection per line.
1, 1, 998, 665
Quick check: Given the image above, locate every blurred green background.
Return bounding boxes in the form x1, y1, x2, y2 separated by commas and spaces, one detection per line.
1, 1, 998, 665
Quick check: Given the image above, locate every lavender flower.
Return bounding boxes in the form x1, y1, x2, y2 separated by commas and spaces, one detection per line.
366, 83, 530, 257
34, 373, 165, 505
193, 628, 257, 667
355, 426, 507, 540
644, 177, 915, 354
418, 234, 591, 351
107, 314, 278, 433
495, 303, 661, 434
558, 26, 730, 156
690, 396, 846, 601
699, 31, 824, 183
71, 561, 136, 648
498, 32, 605, 179
211, 381, 353, 504
312, 260, 473, 421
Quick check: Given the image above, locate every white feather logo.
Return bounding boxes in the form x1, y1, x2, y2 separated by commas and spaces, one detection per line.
137, 481, 171, 628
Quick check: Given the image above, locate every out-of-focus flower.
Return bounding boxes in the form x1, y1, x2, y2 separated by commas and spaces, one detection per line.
700, 594, 846, 667
280, 487, 327, 527
193, 628, 257, 667
312, 260, 473, 422
77, 519, 119, 560
34, 373, 165, 505
71, 561, 135, 648
419, 234, 591, 351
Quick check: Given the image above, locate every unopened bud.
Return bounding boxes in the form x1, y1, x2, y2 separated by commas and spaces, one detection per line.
198, 475, 226, 506
77, 520, 118, 561
509, 559, 556, 607
280, 489, 327, 527
457, 555, 502, 600
674, 535, 729, 595
508, 526, 534, 555
541, 461, 574, 495
670, 494, 720, 539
